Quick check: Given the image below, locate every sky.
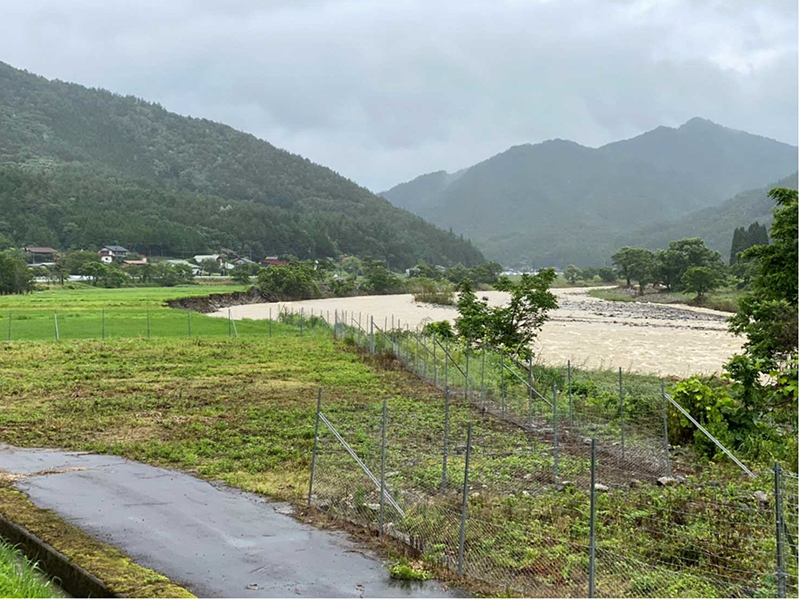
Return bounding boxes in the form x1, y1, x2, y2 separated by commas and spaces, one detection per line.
1, 0, 797, 191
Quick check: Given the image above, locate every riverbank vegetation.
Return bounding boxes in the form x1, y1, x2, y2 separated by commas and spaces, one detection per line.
0, 540, 61, 598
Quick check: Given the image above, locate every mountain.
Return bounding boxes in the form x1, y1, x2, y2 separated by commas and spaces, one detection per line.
0, 61, 484, 269
381, 118, 798, 267
621, 172, 798, 257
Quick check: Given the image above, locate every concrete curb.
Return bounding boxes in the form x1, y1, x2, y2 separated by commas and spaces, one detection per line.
0, 512, 116, 598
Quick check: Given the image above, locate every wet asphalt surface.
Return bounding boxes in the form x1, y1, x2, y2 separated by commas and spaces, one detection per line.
0, 446, 458, 598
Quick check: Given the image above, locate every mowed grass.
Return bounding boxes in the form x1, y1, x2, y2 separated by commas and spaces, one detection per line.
0, 540, 62, 598
0, 284, 272, 341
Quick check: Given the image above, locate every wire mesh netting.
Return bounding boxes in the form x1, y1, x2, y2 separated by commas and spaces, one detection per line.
310, 316, 798, 597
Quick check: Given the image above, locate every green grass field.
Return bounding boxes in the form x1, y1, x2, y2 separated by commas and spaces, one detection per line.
0, 540, 62, 598
0, 285, 791, 597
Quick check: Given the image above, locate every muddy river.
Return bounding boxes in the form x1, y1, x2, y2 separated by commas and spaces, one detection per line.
213, 287, 742, 377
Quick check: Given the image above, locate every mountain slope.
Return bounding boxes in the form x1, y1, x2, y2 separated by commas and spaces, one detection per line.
382, 119, 797, 267
620, 172, 799, 256
0, 61, 484, 268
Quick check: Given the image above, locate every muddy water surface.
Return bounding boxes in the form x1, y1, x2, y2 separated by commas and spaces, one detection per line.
214, 287, 742, 377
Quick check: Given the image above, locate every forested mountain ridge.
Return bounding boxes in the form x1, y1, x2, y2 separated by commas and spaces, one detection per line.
381, 118, 797, 267
620, 172, 799, 257
0, 61, 484, 268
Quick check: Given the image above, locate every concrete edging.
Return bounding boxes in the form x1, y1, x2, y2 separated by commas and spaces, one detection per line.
0, 512, 116, 598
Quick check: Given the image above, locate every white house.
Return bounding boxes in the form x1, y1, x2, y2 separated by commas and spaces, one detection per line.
99, 245, 130, 264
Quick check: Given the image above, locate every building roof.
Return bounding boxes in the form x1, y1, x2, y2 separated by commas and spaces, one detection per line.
23, 246, 58, 254
102, 245, 129, 253
194, 254, 220, 263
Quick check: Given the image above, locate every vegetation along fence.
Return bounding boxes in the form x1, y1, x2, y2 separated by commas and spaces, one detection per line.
303, 310, 798, 598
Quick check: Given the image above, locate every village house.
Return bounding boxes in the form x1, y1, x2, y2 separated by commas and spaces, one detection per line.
22, 246, 58, 265
261, 256, 288, 267
99, 245, 130, 264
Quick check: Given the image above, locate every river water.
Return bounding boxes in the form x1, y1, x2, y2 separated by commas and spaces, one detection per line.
212, 287, 742, 377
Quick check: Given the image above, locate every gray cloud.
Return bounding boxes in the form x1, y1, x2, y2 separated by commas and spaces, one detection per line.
1, 0, 796, 190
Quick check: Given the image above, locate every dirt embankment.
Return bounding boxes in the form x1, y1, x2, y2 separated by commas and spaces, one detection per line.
166, 286, 271, 313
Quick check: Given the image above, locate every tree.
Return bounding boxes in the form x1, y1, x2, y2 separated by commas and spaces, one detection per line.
729, 188, 798, 371
654, 249, 684, 292
597, 267, 616, 283
564, 265, 581, 284
256, 264, 318, 300
454, 269, 558, 360
444, 263, 470, 284
682, 266, 721, 299
0, 253, 34, 294
63, 250, 100, 275
199, 258, 221, 275
232, 264, 258, 285
469, 261, 503, 285
79, 261, 107, 286
612, 246, 646, 288
363, 260, 402, 295
580, 267, 598, 282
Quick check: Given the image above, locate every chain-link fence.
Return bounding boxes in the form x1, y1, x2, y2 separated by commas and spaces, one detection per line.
307, 314, 798, 597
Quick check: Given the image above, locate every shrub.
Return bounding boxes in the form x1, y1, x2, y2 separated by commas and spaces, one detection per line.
422, 320, 455, 340
412, 278, 455, 305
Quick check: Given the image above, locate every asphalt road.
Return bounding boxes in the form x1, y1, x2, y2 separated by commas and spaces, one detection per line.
0, 445, 458, 598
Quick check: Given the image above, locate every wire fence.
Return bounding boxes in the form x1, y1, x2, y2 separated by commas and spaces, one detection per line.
305, 313, 798, 598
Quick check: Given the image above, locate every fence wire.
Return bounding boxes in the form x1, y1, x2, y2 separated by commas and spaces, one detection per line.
311, 316, 797, 598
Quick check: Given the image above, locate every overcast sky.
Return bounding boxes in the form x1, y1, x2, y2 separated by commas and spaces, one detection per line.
1, 0, 797, 190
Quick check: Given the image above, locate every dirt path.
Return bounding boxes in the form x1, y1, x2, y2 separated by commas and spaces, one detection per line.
213, 287, 742, 377
0, 446, 456, 598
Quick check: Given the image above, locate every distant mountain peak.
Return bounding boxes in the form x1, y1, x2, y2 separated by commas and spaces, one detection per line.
679, 116, 721, 129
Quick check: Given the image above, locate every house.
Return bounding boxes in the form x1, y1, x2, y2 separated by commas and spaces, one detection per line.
122, 256, 148, 267
99, 245, 130, 264
22, 247, 58, 265
261, 256, 289, 267
164, 259, 202, 276
232, 257, 255, 266
193, 254, 221, 265
219, 247, 239, 259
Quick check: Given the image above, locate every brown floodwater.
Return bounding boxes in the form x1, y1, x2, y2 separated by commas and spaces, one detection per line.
212, 287, 742, 377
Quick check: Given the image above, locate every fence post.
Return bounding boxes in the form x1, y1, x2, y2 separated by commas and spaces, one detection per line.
334, 310, 338, 340
618, 367, 625, 459
370, 316, 375, 355
775, 462, 786, 598
480, 345, 486, 407
589, 438, 596, 598
433, 335, 438, 388
568, 360, 574, 429
102, 308, 106, 341
307, 388, 323, 506
661, 379, 672, 477
527, 355, 533, 426
441, 385, 450, 495
300, 308, 304, 336
458, 423, 473, 576
379, 399, 388, 535
7, 311, 10, 342
187, 312, 192, 337
228, 309, 232, 337
146, 310, 150, 339
501, 353, 506, 419
269, 307, 273, 337
465, 349, 470, 401
444, 339, 449, 394
53, 311, 59, 341
553, 383, 559, 484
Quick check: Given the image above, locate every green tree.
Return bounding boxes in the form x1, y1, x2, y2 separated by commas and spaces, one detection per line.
363, 260, 402, 295
454, 270, 558, 360
597, 267, 616, 283
612, 246, 646, 288
444, 263, 470, 284
469, 261, 503, 285
564, 265, 581, 284
79, 261, 107, 286
654, 249, 685, 292
0, 253, 34, 294
232, 264, 258, 285
63, 250, 100, 275
681, 266, 721, 299
199, 258, 221, 275
256, 264, 318, 300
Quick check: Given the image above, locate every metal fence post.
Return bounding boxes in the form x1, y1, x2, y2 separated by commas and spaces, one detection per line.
465, 349, 470, 401
102, 308, 106, 340
589, 438, 596, 598
370, 316, 375, 355
501, 353, 506, 419
480, 345, 486, 407
661, 379, 672, 477
7, 311, 11, 341
553, 383, 559, 483
187, 312, 192, 337
527, 355, 533, 427
228, 309, 232, 337
568, 360, 574, 429
433, 335, 438, 388
444, 338, 449, 394
334, 310, 338, 340
53, 311, 59, 341
379, 399, 388, 535
307, 388, 323, 506
269, 307, 273, 337
458, 423, 473, 576
618, 367, 625, 459
300, 308, 304, 336
441, 385, 450, 495
775, 462, 786, 597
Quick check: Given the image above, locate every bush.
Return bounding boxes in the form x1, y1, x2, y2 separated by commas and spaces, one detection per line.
411, 278, 455, 305
256, 264, 318, 301
422, 320, 455, 340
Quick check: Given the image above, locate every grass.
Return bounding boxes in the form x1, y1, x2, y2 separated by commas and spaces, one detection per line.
0, 540, 62, 598
588, 285, 743, 313
0, 286, 792, 597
